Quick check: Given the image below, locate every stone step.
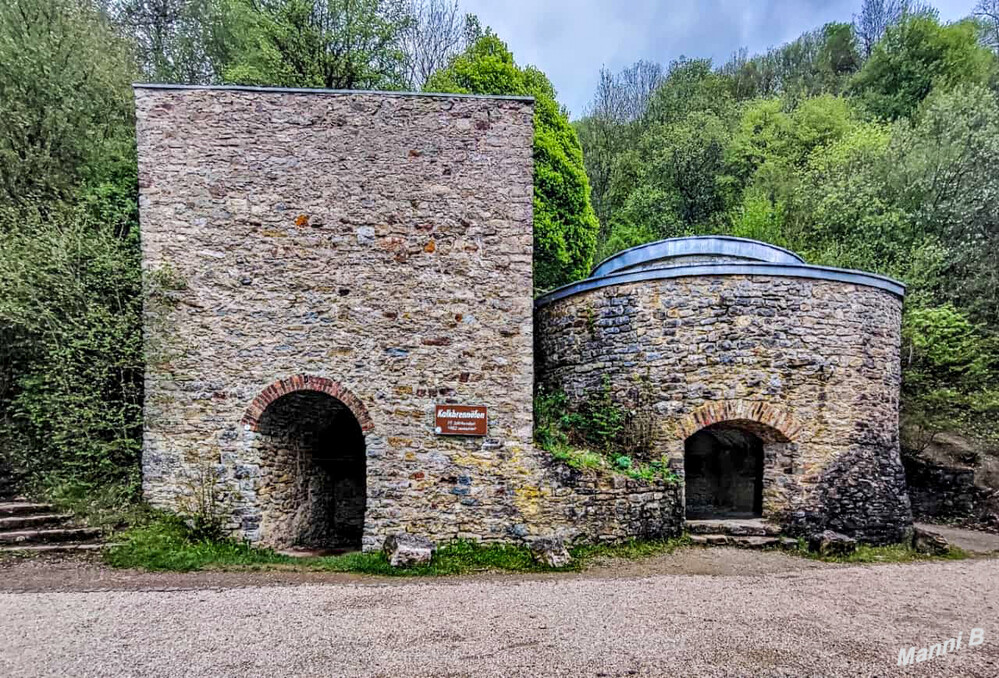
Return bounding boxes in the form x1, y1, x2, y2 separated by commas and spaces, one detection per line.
0, 527, 101, 545
686, 519, 782, 537
0, 502, 56, 517
0, 513, 73, 532
0, 542, 105, 555
689, 534, 799, 549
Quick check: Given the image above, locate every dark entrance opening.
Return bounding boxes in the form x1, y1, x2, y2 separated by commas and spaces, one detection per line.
684, 424, 764, 519
256, 391, 365, 551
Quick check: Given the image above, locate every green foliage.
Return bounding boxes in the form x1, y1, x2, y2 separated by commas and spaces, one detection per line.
0, 198, 143, 487
107, 513, 691, 573
106, 515, 292, 571
0, 0, 136, 205
891, 85, 999, 325
572, 377, 625, 450
113, 0, 244, 84
41, 478, 150, 533
534, 386, 678, 484
222, 0, 412, 89
795, 541, 968, 563
107, 516, 564, 573
901, 305, 999, 448
852, 13, 996, 120
425, 34, 599, 292
645, 58, 734, 125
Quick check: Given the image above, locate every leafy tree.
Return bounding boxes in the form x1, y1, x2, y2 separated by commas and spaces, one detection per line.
891, 85, 999, 325
0, 0, 143, 492
0, 199, 143, 486
224, 0, 412, 89
0, 0, 136, 205
852, 12, 996, 120
645, 58, 733, 125
902, 305, 998, 449
112, 0, 241, 84
426, 35, 599, 291
817, 22, 862, 89
576, 60, 662, 233
720, 25, 857, 100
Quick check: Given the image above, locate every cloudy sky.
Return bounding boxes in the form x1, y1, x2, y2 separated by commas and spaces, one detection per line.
459, 0, 978, 117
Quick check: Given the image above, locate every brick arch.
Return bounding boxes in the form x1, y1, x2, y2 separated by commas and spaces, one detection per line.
676, 400, 802, 443
241, 374, 374, 433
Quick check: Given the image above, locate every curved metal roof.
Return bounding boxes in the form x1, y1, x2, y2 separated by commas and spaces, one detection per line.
590, 235, 804, 278
536, 236, 906, 307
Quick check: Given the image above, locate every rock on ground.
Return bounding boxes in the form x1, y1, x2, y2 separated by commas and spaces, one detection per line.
808, 529, 857, 556
913, 526, 950, 555
382, 533, 434, 567
529, 537, 571, 568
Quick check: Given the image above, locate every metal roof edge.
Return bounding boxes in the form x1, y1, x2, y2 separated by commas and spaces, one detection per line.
132, 83, 535, 103
535, 262, 906, 308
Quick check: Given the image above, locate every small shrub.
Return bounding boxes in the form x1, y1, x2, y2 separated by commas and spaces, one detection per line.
175, 460, 235, 542
613, 455, 632, 469
534, 386, 678, 483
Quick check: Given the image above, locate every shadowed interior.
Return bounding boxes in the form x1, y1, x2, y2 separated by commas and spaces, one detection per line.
255, 391, 365, 550
684, 424, 764, 519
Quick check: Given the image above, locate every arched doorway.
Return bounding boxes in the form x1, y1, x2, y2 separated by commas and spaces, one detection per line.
250, 386, 367, 552
684, 423, 764, 519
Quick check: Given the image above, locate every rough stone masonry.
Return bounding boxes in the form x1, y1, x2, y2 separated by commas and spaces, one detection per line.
137, 85, 910, 551
535, 238, 913, 544
136, 85, 682, 551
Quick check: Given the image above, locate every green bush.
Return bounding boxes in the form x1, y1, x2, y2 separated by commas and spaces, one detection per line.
425, 34, 600, 292
534, 385, 678, 483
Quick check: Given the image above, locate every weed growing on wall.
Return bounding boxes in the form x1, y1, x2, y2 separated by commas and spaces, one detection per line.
534, 384, 678, 483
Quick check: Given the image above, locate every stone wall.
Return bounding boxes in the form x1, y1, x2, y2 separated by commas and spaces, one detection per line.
903, 455, 989, 522
535, 274, 913, 544
136, 85, 682, 550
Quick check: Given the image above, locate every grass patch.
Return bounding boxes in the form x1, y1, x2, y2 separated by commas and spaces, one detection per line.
104, 516, 292, 571
790, 540, 970, 564
39, 478, 152, 534
106, 516, 691, 574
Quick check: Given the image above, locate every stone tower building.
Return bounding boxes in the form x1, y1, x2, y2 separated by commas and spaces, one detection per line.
535, 237, 912, 543
136, 85, 911, 551
136, 85, 683, 551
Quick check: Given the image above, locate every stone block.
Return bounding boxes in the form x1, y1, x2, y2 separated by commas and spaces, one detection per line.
383, 533, 435, 568
912, 526, 949, 556
809, 529, 857, 557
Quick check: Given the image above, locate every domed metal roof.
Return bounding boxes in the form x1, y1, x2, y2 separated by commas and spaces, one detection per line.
590, 236, 804, 278
535, 236, 905, 307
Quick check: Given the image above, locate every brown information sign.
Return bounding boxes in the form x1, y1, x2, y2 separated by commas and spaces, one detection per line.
435, 405, 488, 436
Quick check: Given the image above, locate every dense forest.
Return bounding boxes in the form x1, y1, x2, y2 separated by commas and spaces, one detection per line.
1, 0, 998, 505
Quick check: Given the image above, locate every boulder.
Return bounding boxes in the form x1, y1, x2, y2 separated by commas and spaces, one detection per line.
383, 533, 434, 568
912, 526, 949, 556
530, 537, 572, 568
809, 530, 857, 557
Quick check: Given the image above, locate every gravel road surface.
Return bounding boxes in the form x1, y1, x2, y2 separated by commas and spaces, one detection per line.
2, 553, 998, 677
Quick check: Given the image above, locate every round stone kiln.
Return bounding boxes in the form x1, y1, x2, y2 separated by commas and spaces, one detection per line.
534, 236, 912, 544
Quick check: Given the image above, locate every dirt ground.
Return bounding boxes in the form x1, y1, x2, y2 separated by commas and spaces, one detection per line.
1, 548, 997, 677
0, 545, 835, 593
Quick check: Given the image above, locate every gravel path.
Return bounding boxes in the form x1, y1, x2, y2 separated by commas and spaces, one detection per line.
1, 555, 997, 677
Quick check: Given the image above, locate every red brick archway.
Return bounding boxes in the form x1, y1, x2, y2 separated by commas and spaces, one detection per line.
241, 374, 374, 432
676, 400, 802, 443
